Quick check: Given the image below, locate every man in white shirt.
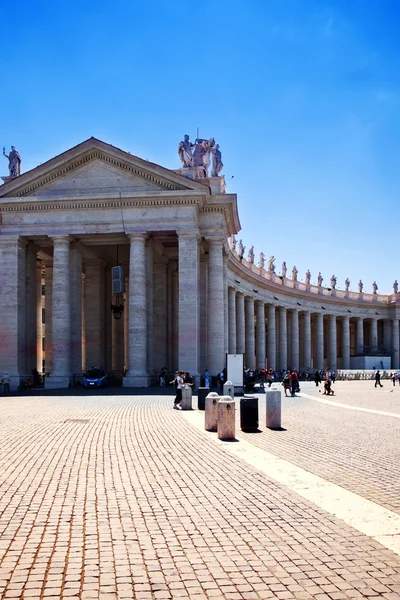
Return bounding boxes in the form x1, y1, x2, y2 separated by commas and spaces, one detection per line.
173, 371, 184, 409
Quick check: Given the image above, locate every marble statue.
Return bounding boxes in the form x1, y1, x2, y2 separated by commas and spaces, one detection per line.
238, 239, 245, 260
372, 281, 378, 294
178, 135, 194, 168
247, 245, 254, 264
305, 269, 311, 285
230, 235, 236, 252
3, 146, 21, 177
193, 137, 215, 176
330, 275, 337, 289
268, 256, 276, 273
317, 272, 323, 286
281, 261, 287, 278
211, 144, 223, 177
345, 278, 350, 292
358, 280, 363, 293
259, 252, 265, 269
394, 280, 398, 294
292, 265, 298, 281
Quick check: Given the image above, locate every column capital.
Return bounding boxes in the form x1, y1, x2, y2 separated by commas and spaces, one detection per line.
50, 235, 71, 244
177, 229, 200, 240
255, 298, 264, 306
205, 235, 225, 246
127, 232, 147, 243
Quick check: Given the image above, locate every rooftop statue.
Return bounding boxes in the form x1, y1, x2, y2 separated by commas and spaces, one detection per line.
3, 146, 21, 177
192, 137, 215, 177
237, 239, 245, 260
230, 235, 236, 252
317, 272, 323, 286
281, 261, 287, 278
292, 265, 298, 281
305, 269, 311, 284
372, 281, 378, 294
358, 279, 363, 293
247, 245, 254, 264
268, 256, 275, 273
178, 134, 194, 168
211, 144, 223, 177
394, 280, 398, 294
345, 278, 350, 292
259, 252, 265, 269
330, 275, 337, 289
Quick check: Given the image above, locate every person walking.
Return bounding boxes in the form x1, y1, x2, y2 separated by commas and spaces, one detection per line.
314, 370, 321, 387
2, 372, 11, 395
282, 371, 291, 397
204, 369, 211, 389
171, 370, 185, 409
290, 369, 299, 397
374, 370, 383, 388
218, 370, 225, 393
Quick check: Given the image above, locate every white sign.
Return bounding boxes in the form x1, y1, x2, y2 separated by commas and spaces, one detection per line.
227, 354, 244, 387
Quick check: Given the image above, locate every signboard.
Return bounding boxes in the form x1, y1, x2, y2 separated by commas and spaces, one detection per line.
227, 354, 244, 388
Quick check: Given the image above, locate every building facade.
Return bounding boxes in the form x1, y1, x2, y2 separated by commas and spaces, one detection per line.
0, 138, 399, 390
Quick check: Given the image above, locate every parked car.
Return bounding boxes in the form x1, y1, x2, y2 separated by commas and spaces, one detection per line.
82, 367, 108, 389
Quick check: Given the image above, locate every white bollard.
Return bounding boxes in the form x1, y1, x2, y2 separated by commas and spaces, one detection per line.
205, 392, 219, 431
223, 380, 234, 399
266, 387, 281, 429
180, 385, 193, 410
217, 396, 236, 440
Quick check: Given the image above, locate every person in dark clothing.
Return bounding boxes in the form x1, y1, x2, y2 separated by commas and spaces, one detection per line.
374, 370, 383, 388
314, 371, 321, 387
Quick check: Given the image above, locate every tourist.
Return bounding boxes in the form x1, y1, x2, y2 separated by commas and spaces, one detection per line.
2, 372, 11, 395
374, 370, 383, 388
391, 372, 396, 387
290, 369, 299, 397
159, 367, 167, 387
314, 370, 321, 387
218, 369, 225, 393
282, 371, 291, 397
172, 370, 184, 409
204, 369, 211, 389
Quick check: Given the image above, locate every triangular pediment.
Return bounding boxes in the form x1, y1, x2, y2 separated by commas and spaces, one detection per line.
0, 137, 209, 198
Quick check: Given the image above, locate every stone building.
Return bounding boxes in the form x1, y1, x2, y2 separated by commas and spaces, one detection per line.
0, 137, 399, 390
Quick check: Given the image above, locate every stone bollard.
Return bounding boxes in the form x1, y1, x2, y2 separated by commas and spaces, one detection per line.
223, 380, 234, 399
205, 392, 220, 431
197, 387, 210, 411
266, 386, 281, 429
217, 396, 236, 440
180, 385, 193, 410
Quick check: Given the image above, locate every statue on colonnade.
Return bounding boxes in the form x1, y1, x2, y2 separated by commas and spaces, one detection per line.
230, 235, 236, 252
281, 261, 287, 278
317, 272, 323, 286
259, 252, 265, 269
247, 245, 254, 264
292, 265, 298, 281
268, 256, 275, 273
237, 239, 245, 261
3, 146, 21, 177
211, 144, 223, 177
305, 269, 311, 284
372, 281, 378, 294
358, 279, 363, 293
394, 280, 398, 294
330, 275, 337, 289
178, 135, 194, 168
345, 278, 350, 292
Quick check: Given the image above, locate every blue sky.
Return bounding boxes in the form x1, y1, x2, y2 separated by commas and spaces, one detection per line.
1, 0, 399, 292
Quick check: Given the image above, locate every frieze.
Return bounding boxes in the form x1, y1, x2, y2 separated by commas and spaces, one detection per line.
0, 196, 203, 212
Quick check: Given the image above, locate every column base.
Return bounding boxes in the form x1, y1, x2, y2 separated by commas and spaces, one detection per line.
123, 374, 150, 388
45, 376, 71, 390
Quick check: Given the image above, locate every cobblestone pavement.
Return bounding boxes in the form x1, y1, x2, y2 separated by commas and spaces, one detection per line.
0, 393, 400, 600
237, 381, 400, 515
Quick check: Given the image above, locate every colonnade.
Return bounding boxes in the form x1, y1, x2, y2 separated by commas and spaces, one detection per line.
227, 288, 400, 371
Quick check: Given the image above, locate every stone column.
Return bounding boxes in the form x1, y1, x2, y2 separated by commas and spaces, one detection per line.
207, 237, 224, 375
383, 319, 391, 357
236, 293, 245, 355
44, 264, 53, 373
228, 287, 236, 354
223, 251, 229, 355
370, 318, 378, 351
315, 313, 324, 370
342, 316, 350, 370
255, 301, 266, 371
199, 254, 208, 374
245, 296, 255, 369
178, 232, 200, 377
104, 267, 112, 372
0, 236, 27, 383
291, 309, 299, 371
123, 276, 129, 371
303, 311, 311, 371
85, 262, 106, 370
169, 261, 179, 371
279, 307, 287, 370
36, 263, 43, 372
392, 319, 399, 370
153, 256, 168, 372
146, 241, 154, 376
111, 310, 124, 371
356, 317, 364, 355
25, 245, 37, 375
328, 314, 337, 371
81, 273, 86, 372
70, 246, 83, 377
46, 236, 71, 388
124, 233, 148, 386
267, 305, 276, 371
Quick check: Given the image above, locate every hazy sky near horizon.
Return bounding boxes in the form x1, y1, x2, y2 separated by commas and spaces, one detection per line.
1, 0, 399, 293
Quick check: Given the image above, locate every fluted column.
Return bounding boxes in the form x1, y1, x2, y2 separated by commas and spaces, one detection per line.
291, 309, 299, 371
46, 236, 71, 387
236, 293, 245, 355
124, 233, 148, 386
228, 287, 237, 354
36, 264, 43, 372
267, 305, 276, 370
279, 307, 287, 370
370, 318, 378, 351
245, 297, 255, 369
255, 301, 266, 371
303, 311, 311, 371
223, 251, 229, 355
328, 314, 337, 371
207, 237, 224, 375
315, 313, 324, 370
342, 316, 350, 370
392, 319, 399, 370
25, 246, 37, 375
356, 317, 364, 355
